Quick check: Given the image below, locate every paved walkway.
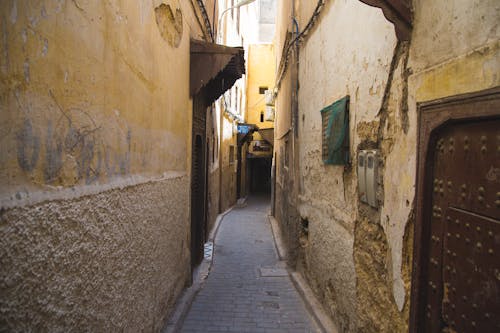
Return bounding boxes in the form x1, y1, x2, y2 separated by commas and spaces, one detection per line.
180, 195, 318, 333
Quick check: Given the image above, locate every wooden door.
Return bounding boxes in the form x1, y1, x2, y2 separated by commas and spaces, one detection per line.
411, 88, 500, 333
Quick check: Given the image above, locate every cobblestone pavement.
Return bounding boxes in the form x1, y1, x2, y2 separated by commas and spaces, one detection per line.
180, 195, 319, 333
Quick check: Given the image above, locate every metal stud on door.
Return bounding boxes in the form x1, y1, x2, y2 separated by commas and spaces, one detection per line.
411, 88, 500, 333
429, 119, 500, 332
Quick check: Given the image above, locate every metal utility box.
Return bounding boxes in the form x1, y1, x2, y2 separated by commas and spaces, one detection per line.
365, 150, 378, 207
358, 150, 379, 208
265, 105, 275, 121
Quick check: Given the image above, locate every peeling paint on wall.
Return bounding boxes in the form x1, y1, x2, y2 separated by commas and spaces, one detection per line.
274, 0, 499, 331
155, 2, 183, 48
354, 217, 408, 333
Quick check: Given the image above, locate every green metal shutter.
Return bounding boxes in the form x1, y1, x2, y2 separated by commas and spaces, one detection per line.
320, 96, 350, 165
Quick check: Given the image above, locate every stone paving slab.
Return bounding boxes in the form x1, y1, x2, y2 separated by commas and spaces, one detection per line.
180, 195, 319, 333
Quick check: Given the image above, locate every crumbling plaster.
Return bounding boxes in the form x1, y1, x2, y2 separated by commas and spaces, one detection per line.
273, 0, 499, 331
381, 0, 500, 315
297, 1, 398, 330
409, 0, 499, 74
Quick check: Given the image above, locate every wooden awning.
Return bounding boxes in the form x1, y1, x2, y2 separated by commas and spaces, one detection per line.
258, 128, 274, 147
237, 123, 258, 146
190, 40, 245, 106
359, 0, 412, 41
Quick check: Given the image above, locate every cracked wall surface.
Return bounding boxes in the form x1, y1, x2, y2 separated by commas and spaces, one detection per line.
296, 1, 398, 331
274, 0, 499, 332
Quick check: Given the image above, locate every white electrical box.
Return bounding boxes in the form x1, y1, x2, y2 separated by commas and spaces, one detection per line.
357, 151, 367, 203
365, 150, 378, 208
265, 90, 274, 106
358, 150, 378, 208
265, 105, 275, 121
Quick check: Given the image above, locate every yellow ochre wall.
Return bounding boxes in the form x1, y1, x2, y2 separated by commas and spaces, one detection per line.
246, 44, 275, 129
0, 0, 190, 196
0, 0, 212, 331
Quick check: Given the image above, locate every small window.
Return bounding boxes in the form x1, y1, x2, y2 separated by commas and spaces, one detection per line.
260, 111, 264, 122
259, 86, 268, 94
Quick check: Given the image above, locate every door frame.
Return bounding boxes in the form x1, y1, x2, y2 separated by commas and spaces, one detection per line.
410, 86, 500, 332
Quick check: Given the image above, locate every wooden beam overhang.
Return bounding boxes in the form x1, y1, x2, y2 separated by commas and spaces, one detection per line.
190, 39, 245, 106
359, 0, 412, 40
258, 128, 274, 147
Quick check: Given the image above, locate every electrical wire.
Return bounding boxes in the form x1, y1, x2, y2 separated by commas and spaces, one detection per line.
274, 0, 327, 93
195, 0, 215, 42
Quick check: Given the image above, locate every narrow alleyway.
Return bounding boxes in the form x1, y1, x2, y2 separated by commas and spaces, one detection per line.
180, 196, 318, 333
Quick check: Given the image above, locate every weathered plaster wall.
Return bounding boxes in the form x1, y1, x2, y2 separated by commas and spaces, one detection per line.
0, 0, 209, 330
0, 1, 194, 200
296, 1, 398, 331
219, 113, 237, 211
0, 175, 190, 332
273, 0, 297, 263
409, 0, 500, 102
273, 0, 500, 332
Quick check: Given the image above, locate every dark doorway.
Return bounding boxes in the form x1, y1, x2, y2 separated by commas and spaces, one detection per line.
191, 94, 207, 269
248, 157, 272, 193
410, 88, 500, 333
191, 135, 205, 267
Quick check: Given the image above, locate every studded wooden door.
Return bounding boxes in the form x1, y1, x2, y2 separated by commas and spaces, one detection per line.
411, 88, 500, 333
